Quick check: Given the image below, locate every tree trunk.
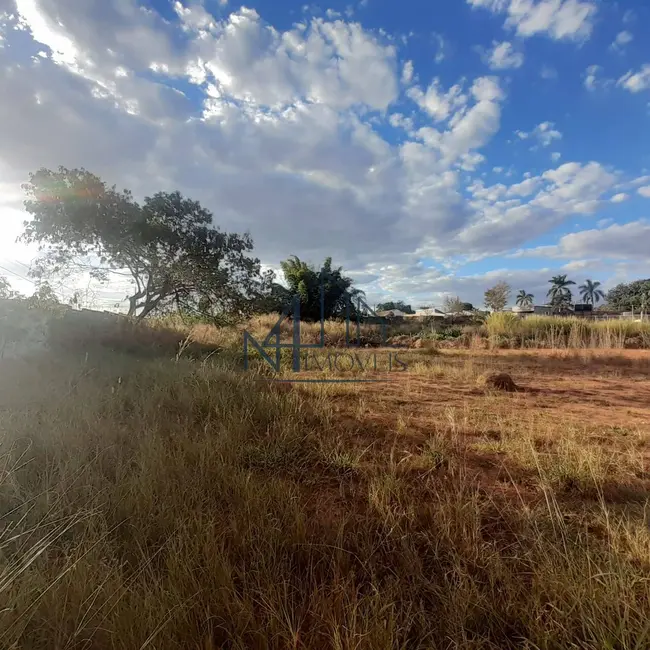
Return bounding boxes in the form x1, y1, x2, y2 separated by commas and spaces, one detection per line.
127, 295, 138, 317
136, 296, 163, 320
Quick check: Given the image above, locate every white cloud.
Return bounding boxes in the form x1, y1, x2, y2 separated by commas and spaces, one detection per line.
507, 177, 540, 197
459, 152, 486, 171
609, 30, 633, 52
638, 186, 650, 198
551, 151, 561, 161
401, 60, 414, 84
467, 0, 598, 42
433, 32, 447, 63
618, 64, 650, 93
547, 221, 650, 261
517, 121, 562, 148
610, 192, 629, 203
455, 161, 618, 255
192, 9, 399, 111
534, 121, 562, 147
486, 40, 524, 70
467, 0, 509, 10
407, 78, 467, 121
584, 64, 601, 91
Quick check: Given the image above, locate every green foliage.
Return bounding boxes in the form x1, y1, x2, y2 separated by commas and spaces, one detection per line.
279, 255, 362, 321
606, 279, 650, 312
515, 290, 534, 308
578, 279, 605, 305
252, 269, 291, 314
547, 275, 575, 312
376, 301, 414, 314
429, 326, 463, 340
25, 282, 61, 311
484, 282, 511, 312
21, 167, 262, 323
0, 275, 23, 300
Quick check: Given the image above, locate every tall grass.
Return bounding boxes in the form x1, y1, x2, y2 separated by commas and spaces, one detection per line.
485, 313, 650, 349
0, 349, 649, 648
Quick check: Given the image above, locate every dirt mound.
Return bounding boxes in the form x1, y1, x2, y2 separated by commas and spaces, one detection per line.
479, 372, 518, 392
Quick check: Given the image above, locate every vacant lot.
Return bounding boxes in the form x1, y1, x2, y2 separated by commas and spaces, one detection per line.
1, 343, 649, 649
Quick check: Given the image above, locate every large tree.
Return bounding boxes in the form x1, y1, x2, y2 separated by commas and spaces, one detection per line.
21, 167, 262, 322
606, 279, 650, 312
443, 295, 465, 314
578, 279, 605, 305
515, 290, 534, 308
484, 282, 511, 312
279, 255, 363, 321
547, 274, 575, 312
251, 269, 292, 314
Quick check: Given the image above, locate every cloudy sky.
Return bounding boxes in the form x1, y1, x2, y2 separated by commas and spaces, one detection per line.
1, 0, 649, 310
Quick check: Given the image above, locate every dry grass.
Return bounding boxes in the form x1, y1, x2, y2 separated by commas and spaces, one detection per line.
485, 313, 650, 349
0, 330, 649, 649
150, 313, 650, 353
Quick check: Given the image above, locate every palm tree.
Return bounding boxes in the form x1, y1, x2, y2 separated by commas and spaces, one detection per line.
578, 279, 605, 305
547, 274, 575, 312
515, 290, 534, 309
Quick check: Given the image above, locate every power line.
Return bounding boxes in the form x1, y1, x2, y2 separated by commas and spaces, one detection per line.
0, 263, 35, 285
0, 260, 77, 296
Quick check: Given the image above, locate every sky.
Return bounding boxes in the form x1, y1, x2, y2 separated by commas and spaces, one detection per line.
1, 0, 649, 310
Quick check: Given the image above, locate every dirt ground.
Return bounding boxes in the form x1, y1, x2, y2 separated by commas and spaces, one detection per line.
293, 348, 650, 511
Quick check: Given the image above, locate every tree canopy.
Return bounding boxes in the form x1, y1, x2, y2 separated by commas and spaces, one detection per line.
606, 279, 650, 312
376, 301, 414, 314
279, 256, 362, 321
578, 279, 605, 305
443, 295, 466, 314
547, 275, 575, 312
0, 276, 22, 300
515, 290, 534, 308
21, 167, 262, 322
484, 282, 511, 312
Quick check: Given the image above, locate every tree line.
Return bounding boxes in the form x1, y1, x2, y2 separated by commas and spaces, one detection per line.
2, 166, 648, 320
481, 276, 606, 313
482, 275, 644, 314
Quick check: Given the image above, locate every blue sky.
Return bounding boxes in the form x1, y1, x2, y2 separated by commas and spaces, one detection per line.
0, 0, 649, 309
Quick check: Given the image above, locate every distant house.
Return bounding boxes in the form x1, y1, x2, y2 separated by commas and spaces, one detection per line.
444, 310, 475, 318
405, 308, 446, 319
376, 309, 408, 319
511, 304, 552, 317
